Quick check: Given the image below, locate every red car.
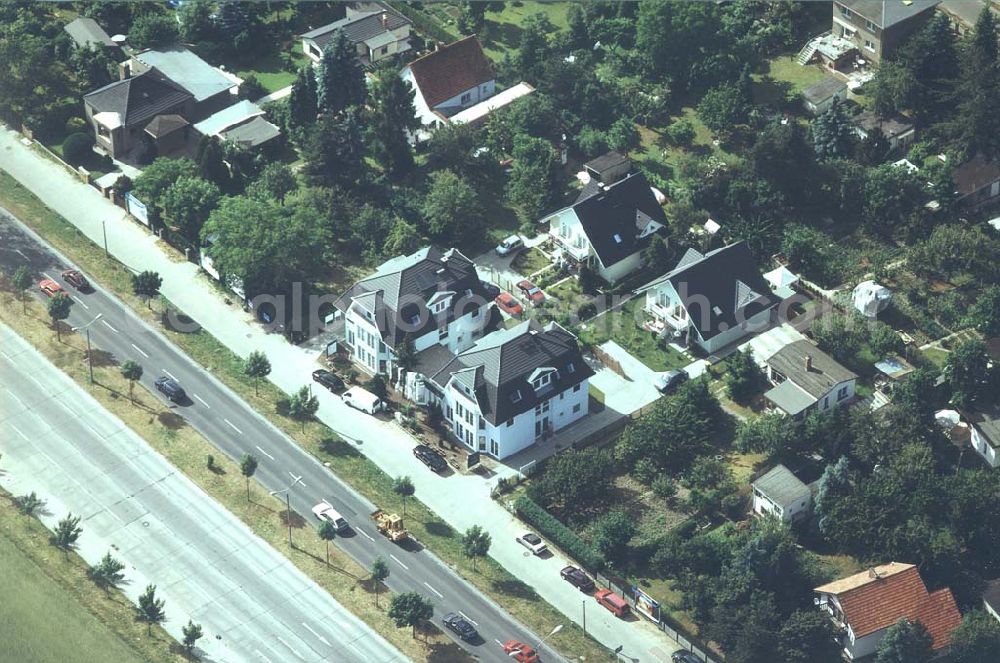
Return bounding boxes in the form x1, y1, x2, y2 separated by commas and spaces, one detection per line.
516, 279, 545, 306
38, 279, 63, 297
502, 640, 540, 663
61, 269, 90, 291
495, 291, 524, 317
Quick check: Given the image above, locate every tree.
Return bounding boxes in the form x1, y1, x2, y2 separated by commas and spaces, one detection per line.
238, 74, 266, 102
47, 292, 72, 341
697, 81, 751, 136
132, 158, 199, 224
855, 126, 891, 166
951, 6, 1000, 159
50, 513, 83, 556
161, 176, 220, 242
383, 219, 421, 257
387, 591, 434, 639
302, 110, 366, 189
240, 454, 258, 502
869, 60, 916, 117
131, 270, 162, 309
966, 285, 1000, 337
243, 350, 271, 396
815, 456, 850, 538
318, 519, 337, 566
288, 65, 318, 135
591, 510, 636, 565
777, 609, 842, 663
516, 13, 555, 83
287, 385, 319, 431
863, 163, 924, 234
946, 338, 994, 407
422, 170, 481, 242
951, 611, 1000, 663
12, 265, 32, 314
812, 98, 855, 160
506, 134, 560, 225
811, 311, 864, 364
875, 618, 933, 663
530, 447, 611, 512
129, 14, 178, 49
182, 620, 204, 654
196, 136, 230, 190
316, 30, 366, 115
178, 0, 215, 43
734, 412, 795, 456
135, 584, 167, 635
89, 551, 126, 594
63, 132, 94, 166
461, 525, 492, 571
120, 360, 143, 403
254, 163, 297, 205
393, 476, 415, 516
725, 347, 764, 404
366, 67, 419, 177
16, 491, 45, 516
869, 320, 903, 358
457, 1, 486, 35
370, 556, 390, 607
607, 117, 640, 155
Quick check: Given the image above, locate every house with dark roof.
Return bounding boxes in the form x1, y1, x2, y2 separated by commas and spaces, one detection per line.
764, 340, 857, 417
638, 242, 777, 355
584, 151, 632, 185
831, 0, 941, 64
953, 154, 1000, 208
852, 110, 916, 153
64, 16, 116, 49
815, 562, 962, 660
544, 172, 666, 284
127, 47, 239, 120
83, 70, 194, 159
751, 464, 812, 522
300, 2, 411, 67
965, 402, 1000, 468
802, 76, 848, 115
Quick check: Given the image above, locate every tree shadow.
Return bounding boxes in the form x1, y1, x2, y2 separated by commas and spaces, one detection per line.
281, 508, 307, 530
491, 577, 539, 601
319, 437, 362, 458
290, 542, 363, 580
485, 19, 523, 49
427, 641, 477, 663
423, 519, 456, 539
161, 309, 201, 334
157, 411, 186, 430
208, 464, 226, 476
86, 348, 118, 369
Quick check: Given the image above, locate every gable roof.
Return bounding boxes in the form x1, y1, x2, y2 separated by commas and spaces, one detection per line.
566, 171, 667, 269
802, 76, 847, 104
815, 562, 961, 649
966, 402, 1000, 449
585, 150, 630, 176
405, 36, 495, 109
953, 153, 1000, 197
64, 17, 115, 48
766, 340, 857, 399
428, 320, 593, 425
639, 242, 775, 343
133, 48, 235, 103
852, 110, 914, 139
753, 465, 811, 508
84, 71, 193, 129
837, 0, 941, 28
301, 5, 410, 52
193, 99, 264, 136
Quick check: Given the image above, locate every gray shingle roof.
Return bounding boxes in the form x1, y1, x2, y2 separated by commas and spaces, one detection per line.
222, 116, 281, 147
84, 71, 192, 129
802, 76, 847, 104
753, 464, 810, 508
64, 17, 115, 48
766, 340, 857, 399
301, 5, 410, 52
852, 110, 914, 139
134, 48, 235, 103
764, 379, 817, 416
838, 0, 941, 28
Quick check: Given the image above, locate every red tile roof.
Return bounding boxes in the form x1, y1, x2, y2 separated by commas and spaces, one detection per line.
405, 36, 494, 108
815, 562, 961, 649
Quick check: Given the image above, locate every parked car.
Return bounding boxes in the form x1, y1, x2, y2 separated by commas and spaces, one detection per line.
595, 588, 630, 617
311, 501, 349, 533
442, 612, 479, 642
516, 279, 545, 306
672, 650, 702, 663
502, 640, 539, 663
312, 368, 344, 392
560, 566, 595, 593
38, 279, 63, 297
480, 280, 501, 300
60, 269, 90, 291
654, 369, 689, 394
495, 235, 523, 256
154, 376, 185, 402
516, 531, 548, 556
495, 292, 524, 317
413, 444, 447, 473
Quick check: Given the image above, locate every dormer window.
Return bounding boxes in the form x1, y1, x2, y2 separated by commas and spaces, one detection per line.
432, 300, 447, 314
566, 362, 575, 374
532, 372, 552, 390
510, 389, 522, 404
613, 233, 622, 243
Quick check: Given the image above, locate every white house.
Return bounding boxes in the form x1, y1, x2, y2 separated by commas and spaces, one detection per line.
763, 340, 857, 417
300, 2, 412, 66
751, 465, 811, 523
966, 404, 1000, 468
545, 172, 667, 284
402, 36, 496, 128
815, 562, 961, 660
638, 242, 777, 356
332, 247, 497, 377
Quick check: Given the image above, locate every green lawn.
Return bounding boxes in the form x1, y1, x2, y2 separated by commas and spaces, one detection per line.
579, 298, 691, 372
752, 56, 828, 108
512, 246, 552, 276
481, 2, 571, 60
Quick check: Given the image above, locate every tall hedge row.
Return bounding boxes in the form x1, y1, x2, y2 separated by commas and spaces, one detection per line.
514, 495, 605, 571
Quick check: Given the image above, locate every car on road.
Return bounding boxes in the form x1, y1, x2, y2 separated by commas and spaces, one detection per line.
560, 566, 595, 593
654, 369, 689, 394
413, 444, 447, 473
60, 269, 90, 291
442, 612, 479, 642
154, 376, 186, 402
495, 292, 523, 317
516, 279, 545, 306
495, 235, 523, 256
38, 279, 63, 297
480, 280, 501, 300
595, 588, 630, 617
312, 368, 344, 392
312, 501, 349, 533
516, 531, 548, 556
672, 650, 702, 663
502, 640, 539, 663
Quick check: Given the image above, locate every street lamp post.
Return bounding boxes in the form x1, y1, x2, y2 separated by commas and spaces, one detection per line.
102, 219, 109, 258
270, 474, 303, 547
72, 313, 103, 384
535, 623, 562, 651
582, 600, 586, 636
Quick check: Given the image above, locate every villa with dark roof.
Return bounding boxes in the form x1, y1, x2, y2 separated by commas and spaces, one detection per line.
544, 171, 667, 284
831, 0, 940, 64
300, 2, 411, 67
638, 242, 777, 355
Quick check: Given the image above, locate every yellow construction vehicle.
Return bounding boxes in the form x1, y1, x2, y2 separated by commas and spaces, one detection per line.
371, 509, 408, 542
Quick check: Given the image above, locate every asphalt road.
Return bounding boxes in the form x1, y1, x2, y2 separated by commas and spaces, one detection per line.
0, 323, 406, 663
0, 209, 565, 662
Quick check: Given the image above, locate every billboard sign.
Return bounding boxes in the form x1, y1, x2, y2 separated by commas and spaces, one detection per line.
632, 586, 660, 623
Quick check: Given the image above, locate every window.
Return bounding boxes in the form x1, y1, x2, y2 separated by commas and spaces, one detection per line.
465, 410, 473, 426
865, 19, 877, 31
837, 385, 850, 401
573, 403, 581, 413
864, 39, 875, 51
439, 327, 448, 341
840, 5, 852, 18
573, 384, 581, 393
510, 390, 522, 404
490, 439, 499, 455
532, 372, 552, 390
461, 92, 472, 104
471, 306, 479, 318
482, 85, 489, 94
613, 233, 622, 243
566, 362, 575, 374
822, 396, 830, 410
379, 45, 389, 55
559, 392, 564, 400
534, 400, 550, 415
432, 300, 447, 314
446, 405, 453, 420
456, 402, 464, 418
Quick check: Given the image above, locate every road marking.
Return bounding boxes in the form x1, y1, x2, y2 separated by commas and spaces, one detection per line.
389, 554, 409, 570
14, 248, 29, 260
0, 349, 13, 361
423, 581, 444, 599
10, 424, 28, 440
162, 369, 178, 381
130, 343, 149, 358
28, 375, 44, 390
224, 418, 243, 435
42, 271, 53, 280
254, 650, 273, 663
458, 611, 478, 626
358, 528, 375, 542
254, 445, 275, 461
276, 636, 304, 660
84, 422, 101, 438
287, 471, 306, 488
72, 295, 89, 310
101, 319, 118, 333
6, 389, 23, 408
300, 622, 331, 647
194, 393, 210, 408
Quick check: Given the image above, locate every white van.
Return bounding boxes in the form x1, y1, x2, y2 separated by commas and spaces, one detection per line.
341, 387, 385, 415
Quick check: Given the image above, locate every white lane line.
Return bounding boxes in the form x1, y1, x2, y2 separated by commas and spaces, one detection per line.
300, 622, 331, 647
287, 471, 306, 488
162, 369, 178, 381
423, 581, 444, 599
28, 375, 44, 390
42, 271, 53, 280
254, 650, 273, 663
10, 425, 28, 440
389, 554, 409, 570
224, 418, 243, 435
0, 349, 13, 361
101, 319, 118, 333
72, 295, 89, 310
358, 528, 375, 542
254, 445, 275, 461
14, 248, 29, 260
276, 636, 304, 660
130, 343, 149, 358
84, 422, 101, 438
458, 611, 478, 626
193, 393, 210, 408
6, 388, 23, 408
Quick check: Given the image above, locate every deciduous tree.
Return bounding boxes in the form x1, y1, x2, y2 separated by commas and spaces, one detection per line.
387, 591, 434, 639
161, 176, 220, 242
287, 385, 319, 431
240, 454, 258, 502
243, 350, 271, 396
875, 618, 932, 663
506, 134, 560, 226
318, 519, 337, 566
120, 360, 143, 403
461, 525, 492, 571
370, 556, 389, 607
950, 611, 1000, 663
422, 170, 481, 242
131, 270, 162, 309
47, 292, 72, 341
253, 162, 297, 205
393, 475, 415, 515
12, 265, 32, 314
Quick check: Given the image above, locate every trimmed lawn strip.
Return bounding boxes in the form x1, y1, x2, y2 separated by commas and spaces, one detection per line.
0, 172, 614, 663
579, 298, 690, 372
511, 246, 552, 277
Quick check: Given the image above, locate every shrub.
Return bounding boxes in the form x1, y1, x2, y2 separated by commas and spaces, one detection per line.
652, 475, 678, 500
577, 302, 597, 320
665, 119, 695, 147
514, 495, 605, 570
63, 132, 94, 166
632, 457, 658, 485
65, 116, 87, 134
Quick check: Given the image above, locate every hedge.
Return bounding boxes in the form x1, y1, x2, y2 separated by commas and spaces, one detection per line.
513, 495, 605, 571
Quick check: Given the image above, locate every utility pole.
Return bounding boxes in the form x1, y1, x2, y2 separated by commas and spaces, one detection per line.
582, 600, 586, 636
269, 474, 303, 547
72, 313, 103, 384
102, 219, 109, 258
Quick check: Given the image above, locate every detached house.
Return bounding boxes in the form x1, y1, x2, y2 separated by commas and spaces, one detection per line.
764, 340, 857, 417
127, 47, 239, 120
639, 242, 777, 355
545, 172, 667, 284
301, 2, 412, 67
965, 403, 1000, 468
751, 464, 812, 523
953, 154, 1000, 208
830, 0, 940, 65
815, 562, 961, 660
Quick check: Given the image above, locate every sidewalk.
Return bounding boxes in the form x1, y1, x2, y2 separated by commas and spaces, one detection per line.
1, 127, 682, 662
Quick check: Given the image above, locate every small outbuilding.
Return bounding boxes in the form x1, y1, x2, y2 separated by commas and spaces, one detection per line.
801, 76, 848, 115
763, 265, 800, 300
751, 464, 812, 523
852, 280, 892, 318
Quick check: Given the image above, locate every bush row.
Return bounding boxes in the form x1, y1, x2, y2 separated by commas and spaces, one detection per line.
513, 495, 605, 571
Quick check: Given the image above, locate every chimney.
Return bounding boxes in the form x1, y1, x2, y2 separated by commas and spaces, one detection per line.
804, 354, 813, 372
120, 61, 132, 80
868, 567, 883, 580
380, 11, 387, 27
